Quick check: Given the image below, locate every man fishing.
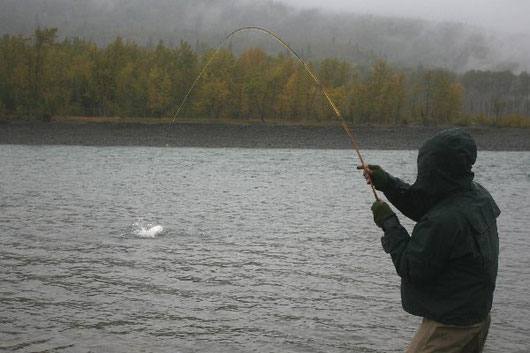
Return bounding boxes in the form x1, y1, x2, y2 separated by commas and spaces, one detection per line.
359, 129, 500, 353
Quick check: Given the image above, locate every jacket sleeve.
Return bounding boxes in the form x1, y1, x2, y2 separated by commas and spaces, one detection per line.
381, 214, 457, 284
381, 175, 434, 222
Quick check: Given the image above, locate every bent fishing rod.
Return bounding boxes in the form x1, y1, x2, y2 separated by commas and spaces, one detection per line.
173, 26, 380, 201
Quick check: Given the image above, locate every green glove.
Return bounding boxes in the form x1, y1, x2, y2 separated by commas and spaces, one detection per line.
367, 165, 389, 190
357, 164, 389, 190
371, 201, 395, 228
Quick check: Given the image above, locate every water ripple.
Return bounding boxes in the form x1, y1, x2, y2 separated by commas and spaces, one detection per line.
0, 147, 528, 352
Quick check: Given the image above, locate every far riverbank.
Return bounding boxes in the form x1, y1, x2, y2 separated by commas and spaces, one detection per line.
1, 121, 529, 151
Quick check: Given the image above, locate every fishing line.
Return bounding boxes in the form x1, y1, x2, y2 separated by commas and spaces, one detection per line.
173, 26, 380, 201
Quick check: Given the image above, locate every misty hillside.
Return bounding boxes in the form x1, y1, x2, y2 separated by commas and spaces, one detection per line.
1, 0, 529, 72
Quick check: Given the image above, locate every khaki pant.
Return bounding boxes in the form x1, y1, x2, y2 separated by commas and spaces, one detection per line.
407, 314, 491, 353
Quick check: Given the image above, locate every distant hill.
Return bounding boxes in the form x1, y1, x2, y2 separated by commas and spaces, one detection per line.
1, 0, 529, 72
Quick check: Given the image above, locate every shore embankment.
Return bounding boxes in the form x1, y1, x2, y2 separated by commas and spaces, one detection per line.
1, 121, 529, 151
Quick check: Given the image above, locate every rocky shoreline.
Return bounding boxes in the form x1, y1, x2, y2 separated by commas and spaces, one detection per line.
1, 122, 529, 151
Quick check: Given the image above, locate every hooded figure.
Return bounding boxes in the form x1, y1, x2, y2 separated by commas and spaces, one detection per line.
363, 129, 500, 352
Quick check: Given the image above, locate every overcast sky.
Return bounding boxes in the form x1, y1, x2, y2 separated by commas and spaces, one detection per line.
280, 0, 530, 35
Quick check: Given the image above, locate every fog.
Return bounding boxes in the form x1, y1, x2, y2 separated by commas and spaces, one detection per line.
282, 0, 530, 35
0, 0, 529, 72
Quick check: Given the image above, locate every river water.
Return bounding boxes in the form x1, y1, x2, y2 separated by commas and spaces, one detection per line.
1, 146, 529, 352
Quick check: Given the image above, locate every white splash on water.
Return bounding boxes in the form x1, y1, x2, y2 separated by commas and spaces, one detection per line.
133, 219, 164, 238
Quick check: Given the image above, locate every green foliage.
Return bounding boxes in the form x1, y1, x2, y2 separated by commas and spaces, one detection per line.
0, 27, 528, 126
453, 114, 475, 127
495, 115, 530, 128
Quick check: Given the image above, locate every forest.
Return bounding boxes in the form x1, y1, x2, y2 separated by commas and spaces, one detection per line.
1, 28, 529, 127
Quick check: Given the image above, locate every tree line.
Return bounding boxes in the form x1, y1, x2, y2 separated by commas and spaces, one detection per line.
1, 28, 529, 127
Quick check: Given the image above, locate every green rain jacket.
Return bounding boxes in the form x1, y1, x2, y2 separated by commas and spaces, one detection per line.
378, 129, 500, 326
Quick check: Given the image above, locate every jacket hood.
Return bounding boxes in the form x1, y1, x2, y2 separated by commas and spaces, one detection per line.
411, 128, 477, 198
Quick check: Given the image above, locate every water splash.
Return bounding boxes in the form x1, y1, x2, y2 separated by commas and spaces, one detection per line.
132, 219, 164, 238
